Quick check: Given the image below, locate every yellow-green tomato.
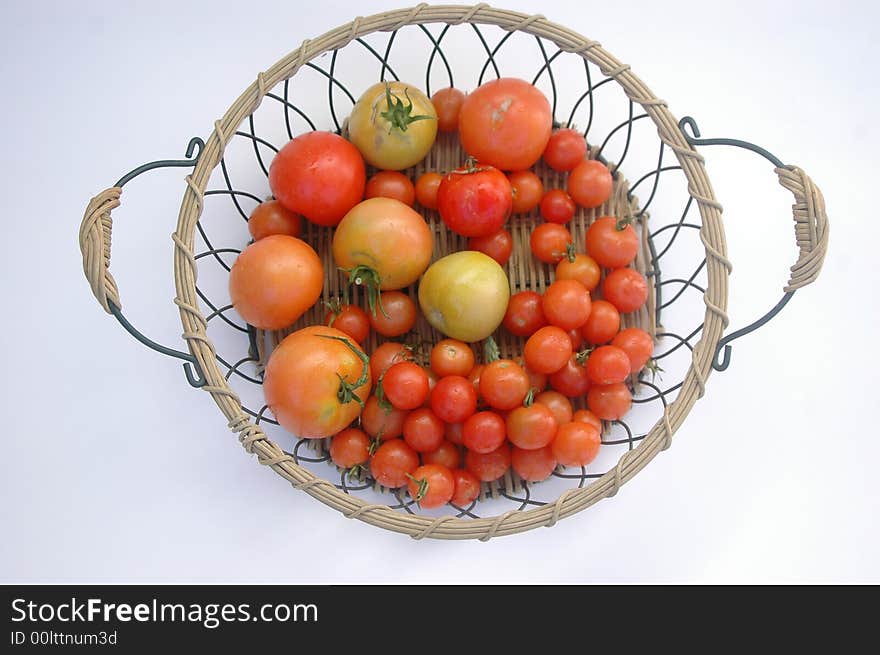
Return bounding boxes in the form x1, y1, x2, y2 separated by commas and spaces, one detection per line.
348, 81, 438, 170
418, 251, 510, 343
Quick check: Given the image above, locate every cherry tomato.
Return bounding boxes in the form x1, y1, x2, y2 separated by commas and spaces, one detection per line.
422, 369, 439, 408
415, 172, 442, 210
430, 375, 478, 424
430, 339, 475, 378
585, 216, 639, 268
556, 253, 600, 292
330, 427, 371, 468
581, 299, 621, 345
586, 345, 631, 385
269, 131, 365, 226
468, 229, 513, 266
506, 403, 558, 450
445, 421, 465, 446
365, 170, 416, 206
503, 291, 547, 337
508, 170, 544, 214
403, 408, 445, 453
361, 395, 408, 441
451, 468, 481, 506
480, 360, 530, 410
567, 328, 584, 351
522, 363, 548, 392
462, 411, 507, 454
552, 422, 601, 467
548, 355, 592, 398
382, 361, 430, 410
248, 200, 302, 241
542, 279, 592, 330
407, 464, 455, 508
370, 439, 420, 488
573, 409, 603, 431
543, 128, 588, 172
524, 325, 573, 375
431, 87, 466, 132
511, 445, 557, 482
422, 440, 461, 469
459, 78, 552, 171
369, 291, 417, 337
465, 442, 512, 482
603, 268, 649, 313
324, 303, 370, 344
540, 189, 577, 224
567, 159, 613, 210
530, 223, 572, 264
535, 390, 573, 427
612, 327, 655, 375
229, 235, 323, 330
437, 164, 512, 238
467, 364, 484, 401
587, 382, 632, 421
370, 342, 413, 382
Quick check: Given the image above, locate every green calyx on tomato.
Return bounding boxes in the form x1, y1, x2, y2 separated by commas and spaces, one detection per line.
342, 265, 386, 318
575, 348, 592, 366
380, 83, 436, 133
405, 472, 429, 502
319, 334, 370, 407
615, 215, 635, 231
522, 386, 537, 407
564, 242, 578, 263
483, 335, 501, 363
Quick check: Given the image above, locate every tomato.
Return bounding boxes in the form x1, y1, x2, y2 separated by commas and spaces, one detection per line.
540, 189, 577, 224
458, 78, 552, 171
530, 223, 572, 264
465, 442, 512, 482
468, 229, 513, 266
332, 198, 433, 306
573, 409, 602, 432
430, 375, 478, 424
329, 427, 371, 469
324, 303, 370, 344
437, 164, 512, 238
450, 469, 481, 506
603, 268, 649, 313
370, 439, 419, 488
264, 326, 371, 438
548, 355, 592, 398
418, 251, 510, 342
462, 411, 506, 454
586, 345, 631, 385
543, 128, 588, 172
403, 408, 445, 453
480, 359, 530, 410
567, 328, 584, 351
535, 390, 573, 427
369, 291, 417, 337
407, 464, 455, 508
508, 170, 544, 214
585, 216, 639, 268
552, 422, 601, 467
269, 131, 365, 226
467, 364, 484, 401
431, 87, 466, 133
422, 440, 461, 469
229, 235, 322, 330
568, 159, 613, 210
428, 340, 472, 379
382, 361, 430, 410
581, 299, 621, 345
248, 200, 302, 241
511, 445, 557, 482
422, 368, 439, 407
506, 403, 557, 450
522, 363, 548, 392
542, 279, 592, 330
503, 291, 546, 337
361, 395, 408, 441
365, 170, 416, 206
556, 253, 600, 292
445, 421, 465, 446
524, 326, 572, 375
370, 342, 413, 381
587, 382, 632, 421
415, 172, 442, 210
348, 81, 438, 170
612, 327, 655, 374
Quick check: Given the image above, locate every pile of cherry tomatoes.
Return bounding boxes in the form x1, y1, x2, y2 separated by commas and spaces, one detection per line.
228, 76, 654, 510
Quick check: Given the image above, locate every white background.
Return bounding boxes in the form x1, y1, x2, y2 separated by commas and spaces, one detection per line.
2, 0, 878, 583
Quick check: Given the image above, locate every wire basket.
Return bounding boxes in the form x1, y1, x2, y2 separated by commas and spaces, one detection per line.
79, 4, 828, 541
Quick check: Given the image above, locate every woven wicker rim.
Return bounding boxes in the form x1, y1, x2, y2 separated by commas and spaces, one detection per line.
170, 3, 733, 541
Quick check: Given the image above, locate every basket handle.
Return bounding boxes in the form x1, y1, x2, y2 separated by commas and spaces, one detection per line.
79, 137, 208, 387
678, 117, 829, 371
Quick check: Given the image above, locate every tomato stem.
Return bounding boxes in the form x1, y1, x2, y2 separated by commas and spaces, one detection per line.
319, 335, 370, 407
345, 463, 365, 480
575, 348, 593, 366
523, 387, 536, 407
565, 242, 577, 263
482, 336, 501, 363
405, 472, 429, 502
615, 214, 635, 231
323, 298, 342, 325
380, 83, 435, 133
342, 265, 387, 318
645, 358, 664, 382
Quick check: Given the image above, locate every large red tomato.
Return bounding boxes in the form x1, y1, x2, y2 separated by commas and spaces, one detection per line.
437, 164, 512, 238
268, 131, 366, 227
458, 78, 552, 171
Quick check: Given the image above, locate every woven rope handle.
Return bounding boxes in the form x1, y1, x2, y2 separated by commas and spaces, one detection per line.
80, 187, 123, 313
776, 166, 829, 292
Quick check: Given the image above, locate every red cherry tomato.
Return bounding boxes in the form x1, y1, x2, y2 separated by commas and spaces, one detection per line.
511, 445, 557, 482
430, 339, 475, 378
524, 325, 573, 375
542, 279, 592, 330
248, 200, 302, 241
369, 291, 417, 337
586, 345, 632, 385
549, 355, 592, 398
587, 382, 632, 421
506, 403, 558, 450
370, 439, 419, 488
462, 411, 507, 454
556, 253, 600, 292
543, 128, 588, 172
480, 360, 530, 410
530, 223, 573, 264
407, 464, 455, 509
465, 442, 512, 482
415, 172, 442, 210
329, 427, 371, 468
581, 300, 621, 345
451, 469, 481, 506
431, 87, 466, 133
369, 342, 413, 382
422, 440, 462, 469
534, 390, 573, 427
468, 229, 513, 266
567, 159, 612, 210
365, 170, 416, 206
508, 170, 544, 214
361, 395, 408, 441
603, 268, 649, 314
382, 361, 430, 410
324, 304, 370, 344
611, 327, 655, 375
585, 216, 639, 269
403, 408, 446, 453
430, 375, 478, 424
572, 409, 602, 432
552, 422, 601, 467
503, 291, 547, 337
437, 164, 512, 238
540, 189, 577, 224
